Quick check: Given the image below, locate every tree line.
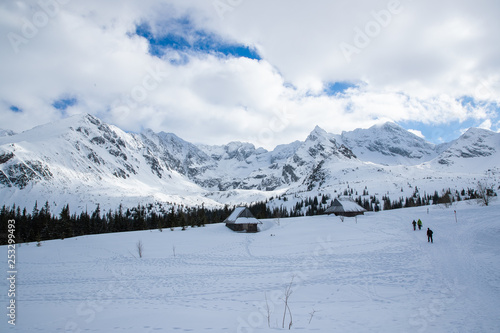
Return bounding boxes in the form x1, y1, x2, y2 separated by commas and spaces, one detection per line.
0, 186, 494, 245
0, 200, 295, 245
267, 186, 492, 217
0, 202, 229, 245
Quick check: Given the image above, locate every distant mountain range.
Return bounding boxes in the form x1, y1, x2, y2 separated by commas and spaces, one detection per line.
1, 114, 499, 212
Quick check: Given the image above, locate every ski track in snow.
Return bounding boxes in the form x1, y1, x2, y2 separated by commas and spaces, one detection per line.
1, 200, 499, 332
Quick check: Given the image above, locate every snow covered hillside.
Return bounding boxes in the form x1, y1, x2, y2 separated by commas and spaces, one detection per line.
340, 122, 439, 166
0, 114, 218, 212
2, 200, 499, 332
432, 127, 500, 170
0, 114, 499, 213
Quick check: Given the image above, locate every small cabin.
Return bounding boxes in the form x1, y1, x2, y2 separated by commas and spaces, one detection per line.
325, 198, 367, 217
224, 207, 262, 233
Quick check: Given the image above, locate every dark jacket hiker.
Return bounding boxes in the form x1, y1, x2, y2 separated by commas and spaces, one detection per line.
427, 228, 433, 243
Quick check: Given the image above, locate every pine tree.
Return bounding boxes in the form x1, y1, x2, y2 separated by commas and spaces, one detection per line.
59, 204, 73, 239
432, 191, 440, 204
91, 204, 101, 234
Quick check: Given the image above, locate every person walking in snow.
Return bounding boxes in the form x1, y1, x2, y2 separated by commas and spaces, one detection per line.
417, 219, 423, 230
412, 220, 417, 231
427, 228, 433, 243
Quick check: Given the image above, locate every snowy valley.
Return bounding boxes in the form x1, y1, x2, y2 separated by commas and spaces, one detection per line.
1, 115, 499, 332
1, 200, 499, 332
2, 0, 500, 331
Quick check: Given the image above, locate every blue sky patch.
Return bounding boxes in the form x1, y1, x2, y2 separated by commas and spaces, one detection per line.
53, 97, 77, 111
459, 95, 500, 117
135, 20, 261, 61
324, 81, 357, 96
9, 105, 22, 113
400, 118, 490, 144
400, 96, 500, 144
459, 95, 478, 108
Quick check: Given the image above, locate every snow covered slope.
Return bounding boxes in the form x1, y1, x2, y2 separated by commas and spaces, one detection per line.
0, 114, 218, 212
2, 200, 499, 332
0, 129, 15, 137
0, 114, 499, 212
340, 122, 438, 165
433, 127, 500, 170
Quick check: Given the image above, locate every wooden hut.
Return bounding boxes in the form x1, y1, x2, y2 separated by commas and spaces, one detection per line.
325, 198, 366, 217
224, 207, 262, 233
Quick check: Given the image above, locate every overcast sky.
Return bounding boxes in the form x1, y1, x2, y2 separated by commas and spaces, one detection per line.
1, 0, 499, 149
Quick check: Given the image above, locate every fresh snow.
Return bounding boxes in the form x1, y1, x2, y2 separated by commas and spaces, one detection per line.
340, 122, 438, 166
1, 114, 499, 213
0, 129, 15, 137
2, 200, 499, 332
325, 198, 366, 215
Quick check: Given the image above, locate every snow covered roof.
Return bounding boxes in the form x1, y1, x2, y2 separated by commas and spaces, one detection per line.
224, 207, 261, 224
229, 217, 262, 225
325, 198, 366, 216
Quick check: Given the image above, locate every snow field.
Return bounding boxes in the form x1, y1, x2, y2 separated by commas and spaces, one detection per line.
1, 200, 499, 332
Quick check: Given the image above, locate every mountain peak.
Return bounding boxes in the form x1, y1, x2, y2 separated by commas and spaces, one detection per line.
61, 113, 100, 126
157, 131, 186, 144
462, 127, 496, 138
0, 129, 15, 137
312, 125, 327, 134
435, 126, 499, 166
340, 121, 437, 165
307, 125, 328, 141
371, 121, 405, 132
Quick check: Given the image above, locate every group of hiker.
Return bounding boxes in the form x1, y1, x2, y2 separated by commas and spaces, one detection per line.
412, 219, 433, 243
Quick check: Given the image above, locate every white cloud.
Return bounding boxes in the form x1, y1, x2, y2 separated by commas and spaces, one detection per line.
478, 119, 492, 130
1, 0, 499, 149
202, 0, 500, 98
407, 129, 425, 139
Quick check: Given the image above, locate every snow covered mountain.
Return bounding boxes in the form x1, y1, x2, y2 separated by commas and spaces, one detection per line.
340, 122, 438, 165
434, 127, 499, 169
0, 129, 15, 137
0, 114, 218, 211
0, 114, 498, 212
